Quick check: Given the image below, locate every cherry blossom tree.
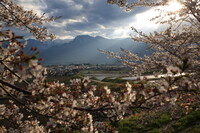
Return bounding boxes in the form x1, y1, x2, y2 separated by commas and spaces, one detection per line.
0, 0, 199, 132
104, 0, 200, 113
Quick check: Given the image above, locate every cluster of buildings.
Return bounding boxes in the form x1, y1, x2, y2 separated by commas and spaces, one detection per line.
46, 64, 129, 76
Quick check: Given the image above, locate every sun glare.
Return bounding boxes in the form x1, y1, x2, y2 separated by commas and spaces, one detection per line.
121, 1, 183, 37
163, 0, 183, 12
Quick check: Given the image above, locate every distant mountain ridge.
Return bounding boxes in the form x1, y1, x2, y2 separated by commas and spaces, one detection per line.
25, 35, 151, 65
25, 39, 71, 51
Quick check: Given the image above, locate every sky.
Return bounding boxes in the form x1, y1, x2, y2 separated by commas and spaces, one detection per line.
15, 0, 161, 40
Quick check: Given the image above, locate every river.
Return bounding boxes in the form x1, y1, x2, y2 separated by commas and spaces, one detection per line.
87, 73, 184, 81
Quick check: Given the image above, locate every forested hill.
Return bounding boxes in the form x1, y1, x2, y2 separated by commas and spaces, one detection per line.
25, 35, 151, 65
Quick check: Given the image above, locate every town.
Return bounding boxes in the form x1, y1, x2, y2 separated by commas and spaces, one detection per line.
46, 64, 130, 76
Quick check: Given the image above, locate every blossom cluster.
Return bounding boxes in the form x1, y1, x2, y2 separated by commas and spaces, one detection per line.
0, 0, 56, 41
104, 0, 200, 114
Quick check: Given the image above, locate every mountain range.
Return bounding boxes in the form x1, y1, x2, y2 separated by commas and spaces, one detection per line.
25, 35, 151, 65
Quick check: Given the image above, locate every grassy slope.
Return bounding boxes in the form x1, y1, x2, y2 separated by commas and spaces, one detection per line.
115, 110, 200, 133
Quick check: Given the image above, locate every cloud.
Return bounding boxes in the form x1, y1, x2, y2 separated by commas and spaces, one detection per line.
15, 0, 159, 39
15, 0, 47, 15
82, 0, 95, 5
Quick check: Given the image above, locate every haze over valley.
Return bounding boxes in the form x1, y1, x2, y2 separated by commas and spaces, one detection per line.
26, 35, 151, 65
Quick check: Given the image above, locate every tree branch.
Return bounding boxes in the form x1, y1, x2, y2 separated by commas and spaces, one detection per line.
0, 61, 30, 85
0, 79, 31, 95
72, 104, 114, 112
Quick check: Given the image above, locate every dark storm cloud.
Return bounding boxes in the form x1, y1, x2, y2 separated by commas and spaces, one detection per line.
43, 0, 145, 22
16, 0, 150, 39
42, 0, 83, 19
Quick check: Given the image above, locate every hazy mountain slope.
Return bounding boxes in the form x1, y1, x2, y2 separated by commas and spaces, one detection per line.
25, 35, 151, 65
24, 39, 71, 52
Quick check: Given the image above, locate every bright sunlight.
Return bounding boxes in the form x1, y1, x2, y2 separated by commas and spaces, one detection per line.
130, 0, 183, 32
162, 0, 183, 12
